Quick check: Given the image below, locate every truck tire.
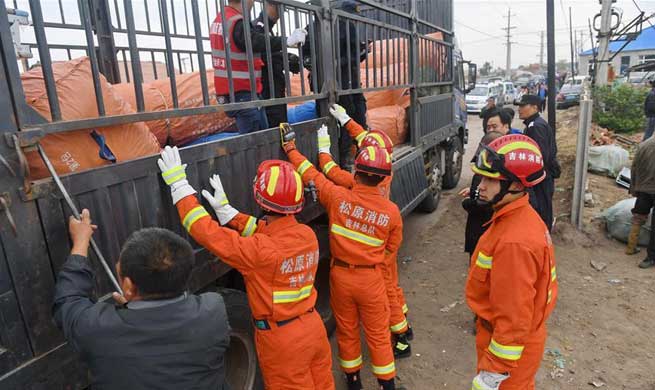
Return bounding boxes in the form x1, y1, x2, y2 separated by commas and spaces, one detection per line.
418, 147, 443, 213
218, 288, 265, 390
442, 136, 464, 190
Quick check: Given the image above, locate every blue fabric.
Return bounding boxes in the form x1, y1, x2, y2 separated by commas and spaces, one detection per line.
183, 132, 239, 146
581, 25, 655, 55
90, 130, 116, 163
225, 91, 269, 134
287, 101, 318, 124
509, 128, 522, 134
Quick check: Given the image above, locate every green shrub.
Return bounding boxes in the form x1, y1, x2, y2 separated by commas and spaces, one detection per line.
592, 84, 648, 134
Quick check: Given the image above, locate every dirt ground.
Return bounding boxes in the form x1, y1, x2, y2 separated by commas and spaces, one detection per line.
331, 111, 655, 389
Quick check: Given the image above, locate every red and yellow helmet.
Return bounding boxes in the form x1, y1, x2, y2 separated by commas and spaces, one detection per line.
253, 160, 304, 214
471, 134, 546, 188
359, 129, 394, 155
354, 146, 392, 177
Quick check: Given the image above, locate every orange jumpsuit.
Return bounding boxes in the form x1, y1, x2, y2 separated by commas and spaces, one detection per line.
176, 196, 335, 390
319, 120, 409, 335
465, 195, 558, 390
288, 149, 402, 380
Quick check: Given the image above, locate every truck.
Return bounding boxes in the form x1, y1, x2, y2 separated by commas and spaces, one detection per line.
0, 1, 475, 388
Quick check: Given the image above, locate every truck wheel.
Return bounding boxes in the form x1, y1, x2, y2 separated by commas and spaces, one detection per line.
418, 147, 443, 213
218, 288, 265, 390
442, 136, 464, 190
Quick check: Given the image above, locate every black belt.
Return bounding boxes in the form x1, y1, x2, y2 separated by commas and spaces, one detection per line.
332, 258, 376, 269
253, 309, 314, 331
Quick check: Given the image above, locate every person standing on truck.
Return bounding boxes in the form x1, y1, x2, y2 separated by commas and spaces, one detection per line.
625, 135, 655, 268
210, 0, 307, 134
53, 210, 230, 390
281, 125, 403, 390
157, 146, 334, 389
466, 134, 558, 390
517, 94, 560, 231
327, 104, 414, 359
642, 80, 655, 142
253, 1, 301, 127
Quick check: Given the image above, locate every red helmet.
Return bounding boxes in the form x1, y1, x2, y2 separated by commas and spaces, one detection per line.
359, 129, 394, 154
253, 160, 304, 214
471, 134, 546, 188
354, 146, 392, 177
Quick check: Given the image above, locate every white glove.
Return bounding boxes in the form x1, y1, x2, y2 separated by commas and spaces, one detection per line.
286, 28, 307, 47
201, 174, 238, 225
158, 146, 196, 204
472, 371, 509, 390
317, 124, 331, 154
329, 104, 351, 126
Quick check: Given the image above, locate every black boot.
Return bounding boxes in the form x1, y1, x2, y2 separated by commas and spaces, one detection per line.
405, 324, 414, 341
346, 371, 363, 390
393, 333, 412, 359
639, 257, 655, 269
378, 378, 407, 390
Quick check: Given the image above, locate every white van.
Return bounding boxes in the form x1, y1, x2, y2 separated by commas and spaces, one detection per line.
466, 83, 504, 113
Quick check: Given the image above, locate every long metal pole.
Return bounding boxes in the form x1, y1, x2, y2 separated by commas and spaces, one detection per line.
596, 0, 613, 86
571, 84, 592, 229
37, 145, 124, 294
569, 7, 575, 78
546, 0, 556, 131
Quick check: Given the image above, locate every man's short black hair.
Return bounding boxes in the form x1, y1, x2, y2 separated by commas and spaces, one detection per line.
354, 172, 385, 186
119, 228, 194, 298
502, 107, 515, 120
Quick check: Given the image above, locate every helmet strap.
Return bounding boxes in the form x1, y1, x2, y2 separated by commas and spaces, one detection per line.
487, 180, 523, 206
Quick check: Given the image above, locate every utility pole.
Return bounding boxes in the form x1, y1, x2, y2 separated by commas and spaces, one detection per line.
547, 0, 556, 131
502, 9, 517, 79
596, 0, 613, 85
539, 30, 545, 70
569, 7, 575, 79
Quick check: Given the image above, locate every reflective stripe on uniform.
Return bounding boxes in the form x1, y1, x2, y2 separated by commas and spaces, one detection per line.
214, 69, 263, 79
547, 289, 553, 304
318, 135, 331, 149
297, 160, 313, 176
322, 161, 337, 175
183, 206, 210, 232
551, 266, 557, 282
241, 216, 257, 237
161, 165, 186, 185
355, 131, 368, 145
488, 338, 524, 361
339, 355, 363, 369
371, 361, 395, 376
402, 303, 409, 314
475, 252, 492, 269
211, 49, 248, 60
390, 318, 408, 333
472, 376, 485, 390
331, 224, 384, 247
272, 284, 313, 303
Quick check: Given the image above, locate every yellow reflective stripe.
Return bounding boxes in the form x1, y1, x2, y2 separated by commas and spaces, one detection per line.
470, 162, 502, 179
371, 361, 395, 376
390, 318, 408, 333
488, 339, 524, 361
323, 161, 337, 175
294, 171, 303, 202
402, 304, 409, 314
241, 216, 257, 237
497, 141, 541, 156
183, 206, 210, 232
355, 131, 368, 145
395, 340, 409, 350
367, 146, 376, 161
472, 376, 485, 390
318, 136, 331, 149
266, 166, 280, 196
331, 224, 384, 247
368, 132, 387, 149
339, 355, 363, 369
162, 165, 186, 185
272, 284, 313, 303
385, 151, 391, 163
547, 289, 553, 304
551, 266, 557, 282
297, 160, 312, 176
475, 252, 492, 270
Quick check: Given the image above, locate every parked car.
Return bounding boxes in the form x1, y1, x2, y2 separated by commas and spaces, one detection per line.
466, 83, 503, 113
556, 83, 583, 109
503, 81, 517, 105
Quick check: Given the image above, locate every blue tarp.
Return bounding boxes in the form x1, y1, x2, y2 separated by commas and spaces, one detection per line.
182, 131, 239, 146
287, 101, 318, 124
581, 25, 655, 56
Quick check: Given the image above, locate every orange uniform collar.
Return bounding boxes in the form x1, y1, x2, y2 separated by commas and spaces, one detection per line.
259, 215, 299, 234
486, 194, 531, 226
352, 182, 386, 196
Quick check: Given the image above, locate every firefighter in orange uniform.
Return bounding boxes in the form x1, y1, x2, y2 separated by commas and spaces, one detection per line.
319, 105, 413, 358
157, 146, 334, 390
281, 124, 403, 390
465, 134, 558, 390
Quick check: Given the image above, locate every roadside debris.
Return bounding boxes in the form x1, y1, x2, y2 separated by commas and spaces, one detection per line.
439, 300, 463, 313
590, 260, 607, 272
607, 278, 622, 285
589, 378, 606, 387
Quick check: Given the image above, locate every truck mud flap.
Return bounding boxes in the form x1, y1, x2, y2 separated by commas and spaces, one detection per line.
390, 149, 429, 216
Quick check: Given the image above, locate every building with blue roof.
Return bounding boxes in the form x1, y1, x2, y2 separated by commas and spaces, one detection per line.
579, 25, 655, 76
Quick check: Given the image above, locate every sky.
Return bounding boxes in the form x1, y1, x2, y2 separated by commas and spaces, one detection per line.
454, 0, 655, 69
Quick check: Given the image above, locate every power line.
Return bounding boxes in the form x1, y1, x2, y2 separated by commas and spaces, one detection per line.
454, 19, 504, 38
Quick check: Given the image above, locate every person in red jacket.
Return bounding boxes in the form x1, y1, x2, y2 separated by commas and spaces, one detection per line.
158, 146, 334, 390
465, 134, 558, 390
281, 124, 404, 390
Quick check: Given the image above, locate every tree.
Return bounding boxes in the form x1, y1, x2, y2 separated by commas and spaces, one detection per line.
480, 61, 492, 76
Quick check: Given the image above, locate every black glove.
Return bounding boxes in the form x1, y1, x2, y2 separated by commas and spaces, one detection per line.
288, 53, 300, 74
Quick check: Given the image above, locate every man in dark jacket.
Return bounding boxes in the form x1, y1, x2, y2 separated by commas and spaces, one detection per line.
517, 94, 561, 231
643, 80, 655, 141
479, 97, 497, 133
626, 136, 655, 268
53, 209, 230, 390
